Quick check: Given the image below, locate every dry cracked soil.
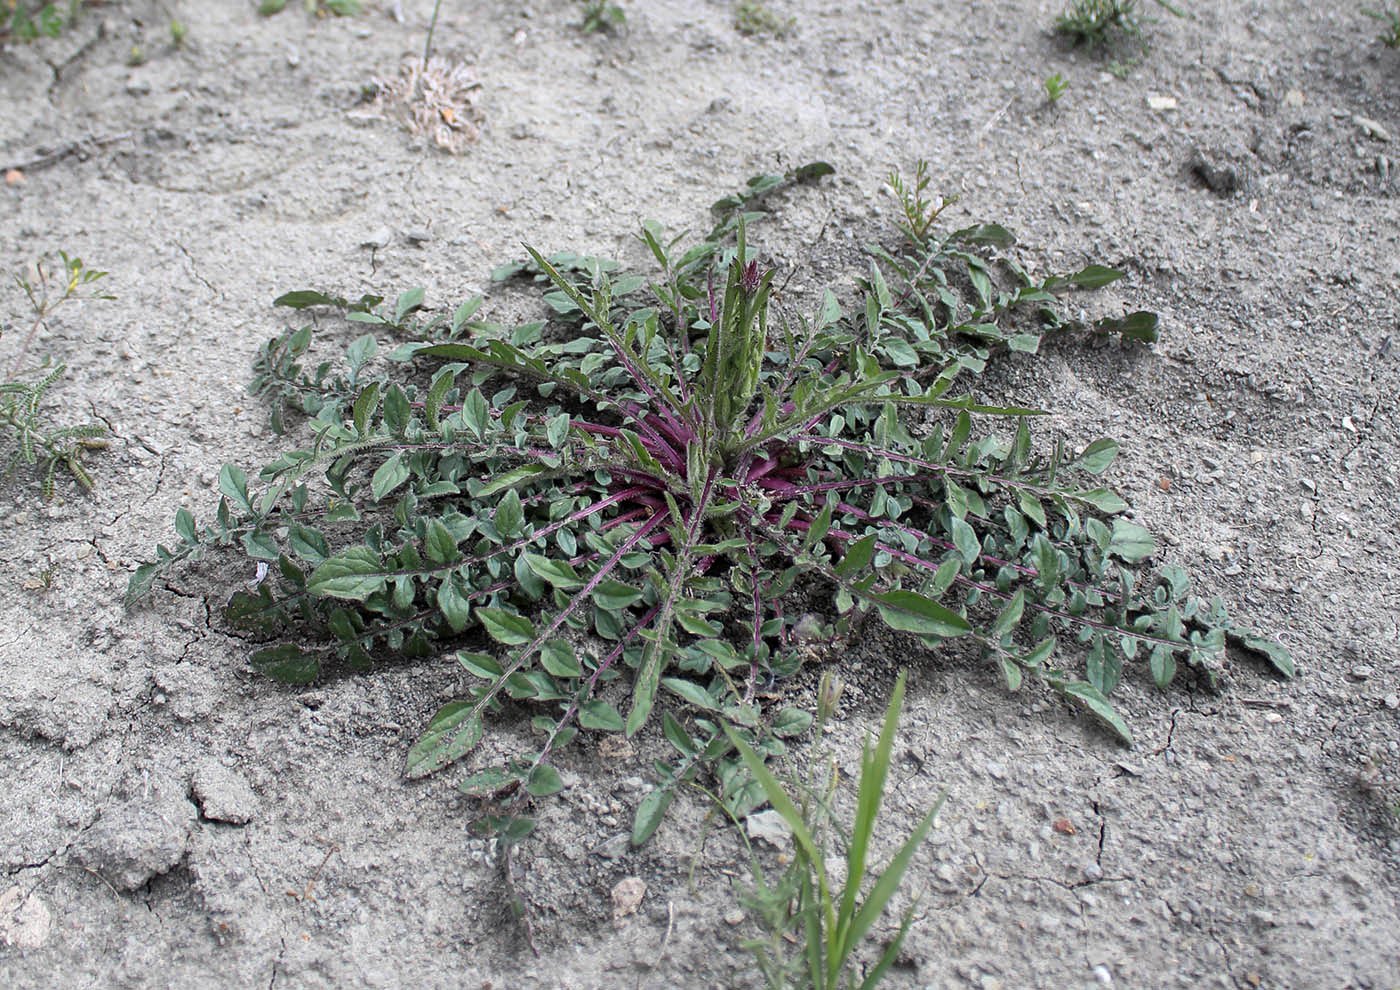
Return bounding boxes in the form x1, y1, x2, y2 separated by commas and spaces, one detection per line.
1, 1, 1398, 988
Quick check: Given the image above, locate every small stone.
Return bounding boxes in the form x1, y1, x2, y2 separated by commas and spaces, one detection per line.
1283, 89, 1305, 107
723, 908, 745, 926
69, 791, 197, 891
1092, 964, 1113, 985
593, 834, 630, 860
1083, 862, 1104, 881
404, 228, 433, 245
610, 876, 646, 921
191, 762, 259, 825
985, 761, 1007, 781
125, 75, 152, 97
0, 887, 52, 949
1355, 116, 1391, 142
1146, 95, 1177, 111
1383, 695, 1399, 710
1349, 666, 1374, 681
1188, 149, 1242, 196
361, 227, 393, 250
746, 809, 792, 849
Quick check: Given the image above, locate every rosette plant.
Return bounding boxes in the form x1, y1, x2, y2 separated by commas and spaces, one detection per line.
130, 164, 1290, 842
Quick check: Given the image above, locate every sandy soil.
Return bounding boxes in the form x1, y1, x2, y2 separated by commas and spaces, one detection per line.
2, 1, 1398, 987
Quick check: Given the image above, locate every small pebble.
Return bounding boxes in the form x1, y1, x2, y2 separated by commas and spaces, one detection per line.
361, 227, 393, 250
1355, 115, 1391, 142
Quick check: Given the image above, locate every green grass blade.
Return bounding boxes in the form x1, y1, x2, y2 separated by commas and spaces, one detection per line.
858, 903, 919, 990
834, 671, 907, 954
726, 728, 826, 893
843, 793, 944, 961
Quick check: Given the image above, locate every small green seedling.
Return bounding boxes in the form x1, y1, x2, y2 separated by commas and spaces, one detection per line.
259, 0, 361, 17
735, 0, 795, 37
1043, 72, 1069, 103
2, 1, 84, 41
1055, 0, 1142, 48
580, 0, 625, 33
728, 670, 943, 990
1365, 2, 1400, 46
3, 253, 113, 499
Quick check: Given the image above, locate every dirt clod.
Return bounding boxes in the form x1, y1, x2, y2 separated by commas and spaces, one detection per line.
68, 792, 197, 892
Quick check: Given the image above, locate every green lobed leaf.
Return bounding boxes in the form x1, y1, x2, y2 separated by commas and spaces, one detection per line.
1068, 264, 1124, 289
394, 287, 425, 322
1229, 632, 1295, 679
870, 590, 971, 639
307, 547, 385, 601
950, 516, 980, 565
525, 764, 564, 797
771, 707, 814, 738
218, 464, 251, 513
524, 553, 583, 589
494, 489, 525, 537
370, 453, 410, 501
423, 519, 459, 565
457, 651, 504, 678
1060, 681, 1133, 745
631, 787, 675, 846
476, 607, 535, 646
579, 699, 625, 732
437, 576, 473, 633
539, 639, 583, 678
1108, 519, 1155, 563
406, 702, 484, 778
458, 766, 519, 798
250, 644, 319, 685
835, 533, 877, 578
662, 677, 720, 713
1076, 438, 1119, 475
272, 289, 337, 309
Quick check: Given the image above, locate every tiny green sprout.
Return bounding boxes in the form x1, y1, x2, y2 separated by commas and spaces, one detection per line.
1043, 72, 1069, 103
580, 0, 625, 33
126, 44, 146, 66
3, 253, 113, 500
260, 0, 360, 17
3, 1, 73, 41
170, 19, 188, 47
735, 0, 795, 37
1365, 2, 1400, 47
1055, 0, 1142, 49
